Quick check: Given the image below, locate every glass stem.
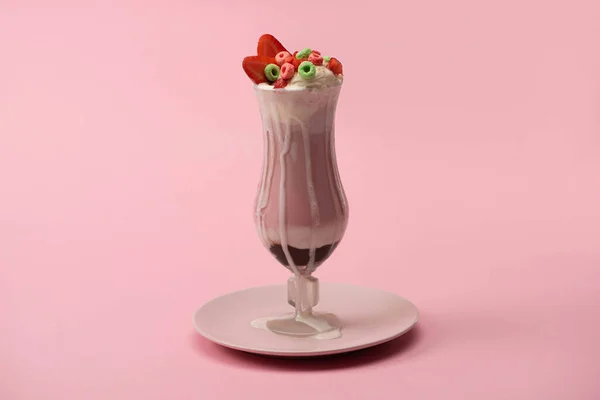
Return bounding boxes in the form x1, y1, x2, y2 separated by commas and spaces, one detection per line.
288, 275, 319, 317
296, 275, 309, 316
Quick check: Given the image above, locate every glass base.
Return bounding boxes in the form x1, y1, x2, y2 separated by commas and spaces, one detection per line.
250, 275, 342, 340
266, 312, 341, 338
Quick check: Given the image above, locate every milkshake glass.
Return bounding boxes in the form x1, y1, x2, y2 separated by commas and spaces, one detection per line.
252, 83, 349, 338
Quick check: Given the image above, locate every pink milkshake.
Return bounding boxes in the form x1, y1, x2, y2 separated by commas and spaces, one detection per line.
243, 35, 347, 339
254, 84, 348, 276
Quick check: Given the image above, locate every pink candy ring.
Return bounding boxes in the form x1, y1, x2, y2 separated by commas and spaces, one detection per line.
280, 63, 295, 80
275, 51, 292, 66
308, 52, 324, 66
274, 78, 288, 88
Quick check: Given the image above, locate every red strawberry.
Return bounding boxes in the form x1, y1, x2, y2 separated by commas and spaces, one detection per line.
242, 55, 275, 84
327, 57, 343, 75
257, 34, 288, 58
273, 78, 288, 89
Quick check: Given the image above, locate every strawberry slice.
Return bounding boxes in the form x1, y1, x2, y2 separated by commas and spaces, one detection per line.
257, 34, 288, 58
327, 57, 343, 75
242, 55, 275, 84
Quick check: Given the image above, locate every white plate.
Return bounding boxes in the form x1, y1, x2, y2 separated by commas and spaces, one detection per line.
193, 283, 419, 357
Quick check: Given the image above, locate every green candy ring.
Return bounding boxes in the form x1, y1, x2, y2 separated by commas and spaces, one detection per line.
298, 61, 316, 80
264, 64, 280, 82
323, 55, 331, 62
296, 48, 312, 59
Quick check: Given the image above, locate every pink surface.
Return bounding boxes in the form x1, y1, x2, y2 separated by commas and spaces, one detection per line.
1, 1, 600, 399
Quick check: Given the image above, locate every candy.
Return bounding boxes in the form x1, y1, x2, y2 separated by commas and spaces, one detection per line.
280, 63, 295, 80
308, 52, 323, 66
298, 61, 316, 79
311, 50, 321, 56
292, 52, 307, 69
257, 34, 288, 58
273, 78, 288, 88
293, 58, 307, 69
264, 63, 280, 82
323, 55, 331, 62
275, 51, 292, 66
296, 48, 312, 59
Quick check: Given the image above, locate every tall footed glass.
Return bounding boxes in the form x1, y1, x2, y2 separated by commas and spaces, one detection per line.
252, 84, 349, 339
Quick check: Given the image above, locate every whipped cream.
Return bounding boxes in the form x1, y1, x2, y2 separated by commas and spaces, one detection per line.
258, 65, 342, 91
288, 65, 343, 90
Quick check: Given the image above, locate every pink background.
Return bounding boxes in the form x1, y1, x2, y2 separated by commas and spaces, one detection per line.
1, 1, 600, 399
